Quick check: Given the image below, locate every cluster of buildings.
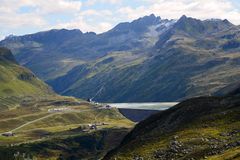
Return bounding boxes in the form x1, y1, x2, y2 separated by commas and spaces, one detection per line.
48, 107, 69, 113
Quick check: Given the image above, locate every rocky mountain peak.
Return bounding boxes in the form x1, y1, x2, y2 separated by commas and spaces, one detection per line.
110, 14, 162, 34
174, 15, 204, 32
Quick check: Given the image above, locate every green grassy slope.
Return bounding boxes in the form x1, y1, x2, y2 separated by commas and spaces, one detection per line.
0, 47, 134, 159
0, 47, 54, 110
0, 97, 133, 160
0, 47, 53, 98
104, 89, 240, 159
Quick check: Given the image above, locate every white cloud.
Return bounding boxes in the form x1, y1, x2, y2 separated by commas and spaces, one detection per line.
0, 0, 82, 14
0, 0, 82, 27
52, 8, 114, 33
54, 15, 113, 33
84, 0, 122, 6
98, 22, 113, 33
80, 9, 112, 17
0, 13, 46, 28
33, 0, 82, 14
0, 0, 82, 37
0, 0, 115, 36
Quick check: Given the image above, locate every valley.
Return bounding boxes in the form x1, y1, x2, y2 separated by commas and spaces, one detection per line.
0, 11, 239, 160
0, 96, 134, 160
0, 48, 134, 159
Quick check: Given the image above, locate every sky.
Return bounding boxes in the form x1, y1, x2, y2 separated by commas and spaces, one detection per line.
0, 0, 240, 40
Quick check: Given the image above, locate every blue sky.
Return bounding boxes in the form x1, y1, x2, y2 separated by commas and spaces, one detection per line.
0, 0, 240, 40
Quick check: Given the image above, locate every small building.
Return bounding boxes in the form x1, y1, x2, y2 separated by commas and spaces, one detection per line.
88, 124, 97, 130
2, 132, 14, 137
105, 105, 111, 109
87, 98, 93, 102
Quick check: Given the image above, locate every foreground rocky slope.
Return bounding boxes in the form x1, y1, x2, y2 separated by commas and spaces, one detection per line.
1, 15, 240, 102
104, 87, 240, 159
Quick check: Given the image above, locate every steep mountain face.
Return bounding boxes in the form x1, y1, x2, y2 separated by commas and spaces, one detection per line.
1, 15, 240, 102
104, 87, 240, 160
49, 16, 240, 102
0, 47, 53, 108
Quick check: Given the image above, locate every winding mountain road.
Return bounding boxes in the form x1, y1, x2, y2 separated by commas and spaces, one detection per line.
1, 108, 102, 134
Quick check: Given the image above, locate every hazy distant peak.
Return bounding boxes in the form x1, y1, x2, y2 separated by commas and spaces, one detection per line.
179, 15, 188, 20
109, 14, 162, 33
222, 19, 233, 25
4, 29, 83, 41
36, 28, 83, 36
131, 14, 161, 25
176, 15, 201, 23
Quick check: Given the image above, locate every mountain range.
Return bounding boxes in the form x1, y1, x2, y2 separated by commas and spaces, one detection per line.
1, 14, 240, 102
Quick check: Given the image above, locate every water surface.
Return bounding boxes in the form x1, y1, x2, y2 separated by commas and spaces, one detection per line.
108, 102, 178, 110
